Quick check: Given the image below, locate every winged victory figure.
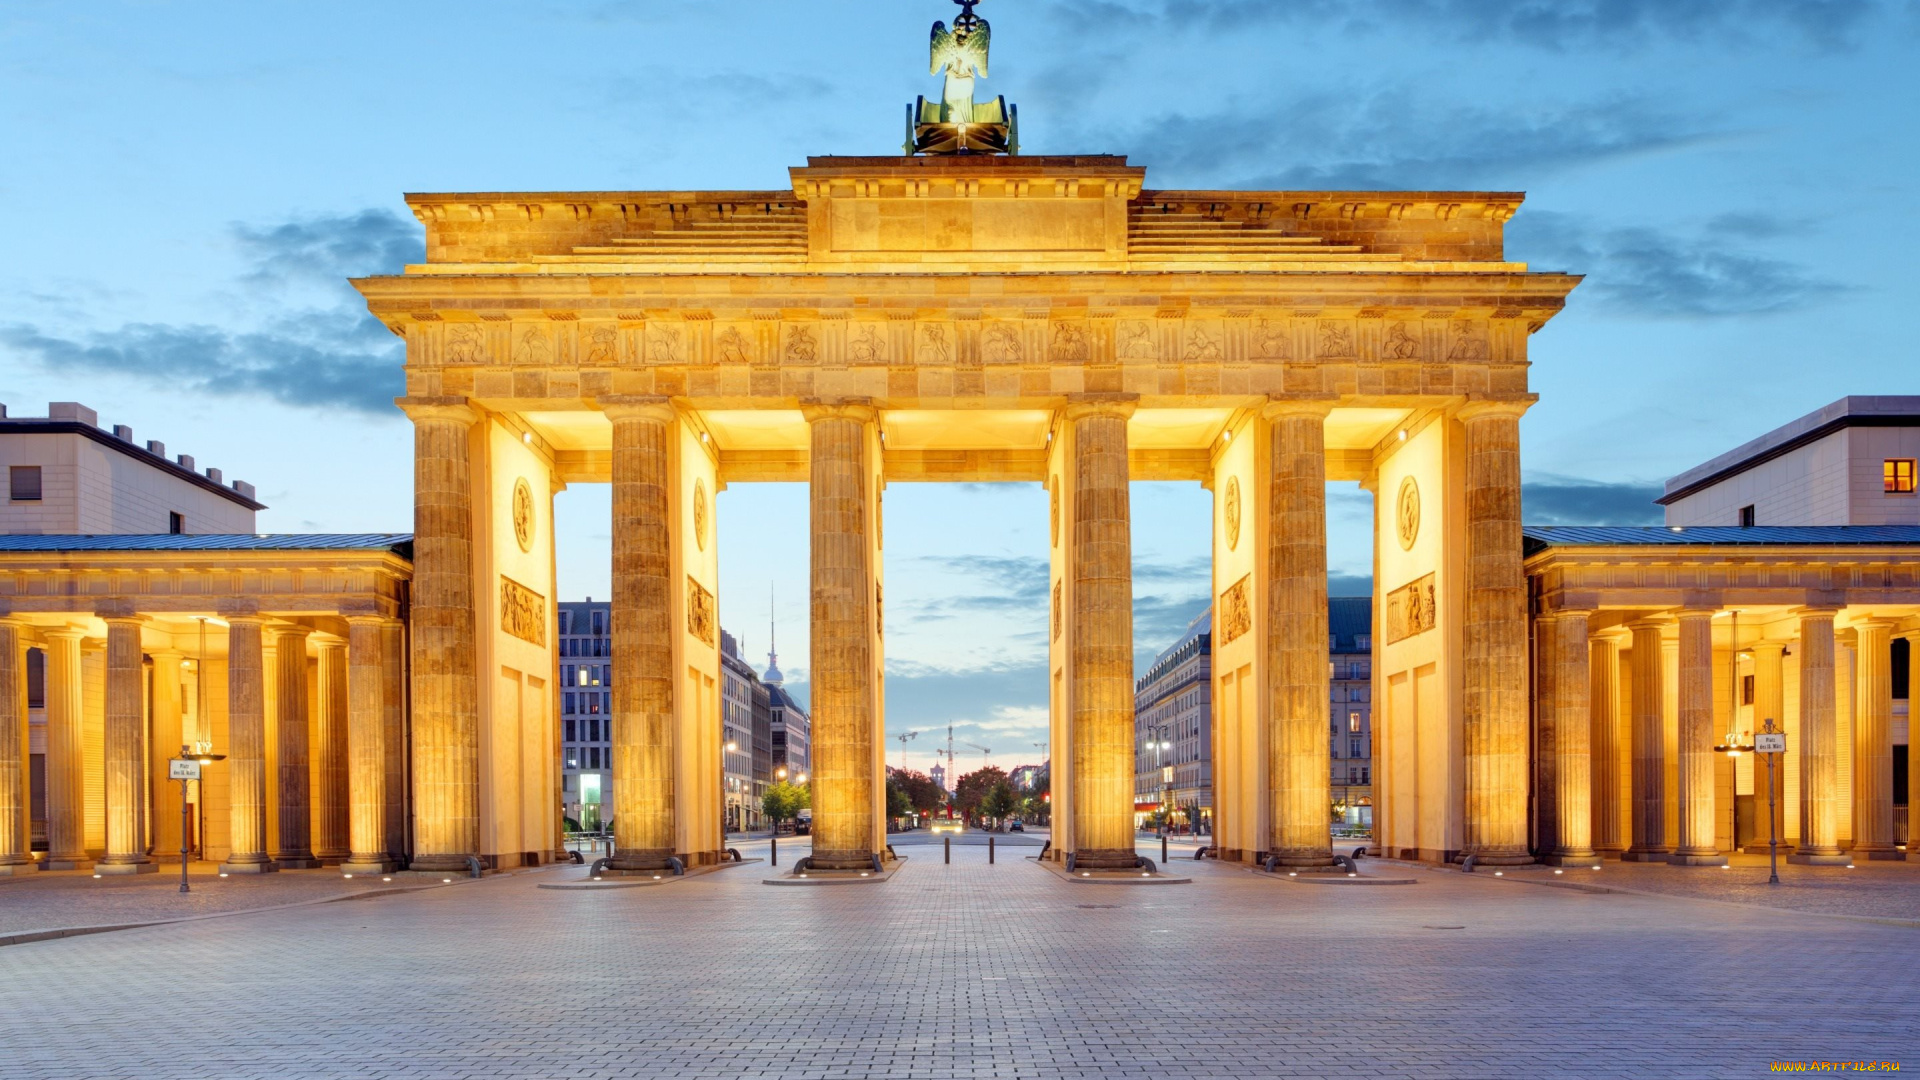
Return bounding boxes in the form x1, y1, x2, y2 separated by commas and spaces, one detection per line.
930, 4, 990, 122
907, 0, 1017, 154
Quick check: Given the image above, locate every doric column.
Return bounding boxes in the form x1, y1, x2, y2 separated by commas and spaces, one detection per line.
1850, 620, 1898, 859
380, 618, 408, 862
272, 625, 318, 869
0, 619, 34, 874
221, 616, 275, 873
1748, 641, 1787, 852
1904, 632, 1920, 864
1789, 608, 1848, 864
147, 649, 184, 860
313, 636, 349, 864
1066, 396, 1138, 869
1624, 619, 1670, 860
804, 400, 881, 870
606, 396, 678, 871
401, 396, 480, 873
1457, 400, 1533, 864
1671, 609, 1725, 865
98, 616, 156, 874
42, 628, 90, 871
1544, 610, 1596, 865
342, 617, 394, 874
1589, 629, 1627, 857
1265, 399, 1334, 868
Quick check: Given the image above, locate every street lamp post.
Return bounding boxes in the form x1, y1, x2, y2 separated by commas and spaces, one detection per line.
169, 745, 224, 894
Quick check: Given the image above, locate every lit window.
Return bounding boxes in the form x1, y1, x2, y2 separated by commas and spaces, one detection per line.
9, 465, 41, 501
1887, 459, 1917, 494
1348, 712, 1361, 733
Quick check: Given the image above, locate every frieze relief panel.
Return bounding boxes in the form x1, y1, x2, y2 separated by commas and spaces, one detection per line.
1384, 573, 1436, 644
686, 576, 716, 647
500, 575, 547, 647
1218, 574, 1252, 646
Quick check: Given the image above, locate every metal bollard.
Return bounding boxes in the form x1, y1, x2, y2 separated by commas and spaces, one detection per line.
1162, 833, 1168, 864
945, 835, 951, 864
989, 835, 995, 864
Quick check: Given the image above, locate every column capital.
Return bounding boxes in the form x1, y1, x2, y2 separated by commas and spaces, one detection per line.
1792, 605, 1843, 620
801, 397, 879, 424
1593, 625, 1632, 645
41, 625, 88, 642
223, 613, 268, 628
1624, 615, 1672, 633
599, 395, 677, 424
343, 614, 390, 629
395, 395, 477, 425
1456, 395, 1537, 422
1544, 606, 1594, 621
1261, 394, 1337, 421
1062, 392, 1137, 422
1847, 616, 1897, 633
270, 623, 314, 645
99, 613, 147, 628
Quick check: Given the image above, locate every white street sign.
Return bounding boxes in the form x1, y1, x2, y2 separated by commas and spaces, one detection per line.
1755, 733, 1786, 754
168, 758, 202, 781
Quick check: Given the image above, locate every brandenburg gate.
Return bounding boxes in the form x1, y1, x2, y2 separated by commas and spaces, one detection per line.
355, 146, 1578, 873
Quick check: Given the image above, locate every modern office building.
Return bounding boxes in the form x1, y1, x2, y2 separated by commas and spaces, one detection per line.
2, 400, 261, 535
762, 634, 809, 779
1661, 396, 1920, 527
558, 599, 612, 830
1329, 596, 1374, 827
720, 630, 773, 832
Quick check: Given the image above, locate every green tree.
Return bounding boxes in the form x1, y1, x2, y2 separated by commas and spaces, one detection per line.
980, 779, 1016, 826
886, 774, 912, 821
893, 769, 945, 819
762, 780, 808, 831
955, 766, 1007, 823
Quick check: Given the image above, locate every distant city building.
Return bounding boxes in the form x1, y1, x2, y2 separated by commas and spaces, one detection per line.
1328, 596, 1373, 827
1, 400, 261, 535
720, 630, 773, 832
1133, 599, 1374, 831
763, 629, 809, 779
1134, 610, 1212, 829
558, 599, 612, 829
1661, 396, 1920, 526
929, 762, 947, 794
1008, 763, 1044, 791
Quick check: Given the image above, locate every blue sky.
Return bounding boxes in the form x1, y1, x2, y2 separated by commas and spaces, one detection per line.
4, 0, 1915, 775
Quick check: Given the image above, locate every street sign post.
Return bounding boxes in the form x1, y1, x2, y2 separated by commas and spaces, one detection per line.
1754, 733, 1786, 754
168, 758, 202, 781
1757, 721, 1783, 884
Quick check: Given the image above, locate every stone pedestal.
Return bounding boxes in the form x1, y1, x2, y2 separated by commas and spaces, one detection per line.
1458, 401, 1533, 865
607, 396, 679, 871
1625, 619, 1670, 860
342, 616, 395, 875
1265, 400, 1334, 869
1671, 609, 1721, 866
221, 616, 277, 875
273, 625, 319, 869
1066, 398, 1138, 870
41, 628, 91, 872
97, 616, 156, 875
0, 620, 36, 875
402, 397, 481, 874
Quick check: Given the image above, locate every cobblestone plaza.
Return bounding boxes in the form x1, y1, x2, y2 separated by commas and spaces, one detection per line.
2, 841, 1914, 1079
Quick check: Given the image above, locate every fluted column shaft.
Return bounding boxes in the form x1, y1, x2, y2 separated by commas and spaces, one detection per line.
1589, 632, 1626, 856
222, 616, 275, 872
98, 617, 154, 873
273, 626, 317, 868
1626, 620, 1669, 858
1672, 610, 1724, 864
1267, 401, 1333, 867
343, 617, 394, 873
1749, 642, 1787, 851
1459, 402, 1532, 863
1850, 621, 1897, 858
1792, 610, 1844, 862
147, 650, 184, 859
404, 397, 480, 873
608, 397, 678, 869
806, 402, 879, 869
1068, 399, 1137, 868
313, 638, 349, 863
42, 629, 90, 870
380, 619, 407, 861
1546, 611, 1596, 863
0, 620, 33, 873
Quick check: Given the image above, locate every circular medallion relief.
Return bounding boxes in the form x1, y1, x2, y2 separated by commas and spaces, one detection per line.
1395, 476, 1421, 551
511, 478, 535, 553
693, 478, 709, 552
1224, 476, 1242, 551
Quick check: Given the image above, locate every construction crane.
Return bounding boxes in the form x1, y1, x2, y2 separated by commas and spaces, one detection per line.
963, 741, 992, 771
891, 729, 921, 772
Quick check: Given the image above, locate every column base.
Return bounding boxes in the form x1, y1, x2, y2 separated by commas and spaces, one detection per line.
42, 856, 93, 872
317, 854, 348, 867
1461, 852, 1536, 867
1785, 852, 1851, 866
1620, 849, 1671, 863
409, 854, 479, 873
1864, 850, 1907, 861
274, 854, 322, 870
1592, 847, 1628, 860
1667, 853, 1728, 867
218, 859, 278, 875
1542, 852, 1600, 866
96, 859, 158, 875
0, 859, 42, 875
1066, 848, 1143, 870
340, 858, 397, 875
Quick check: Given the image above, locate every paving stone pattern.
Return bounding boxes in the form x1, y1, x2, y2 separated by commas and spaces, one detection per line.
1496, 852, 1920, 922
0, 839, 1913, 1079
0, 862, 405, 937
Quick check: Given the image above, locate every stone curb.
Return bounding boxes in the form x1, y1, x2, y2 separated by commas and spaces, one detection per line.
541, 858, 762, 890
1033, 857, 1191, 885
763, 855, 907, 886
